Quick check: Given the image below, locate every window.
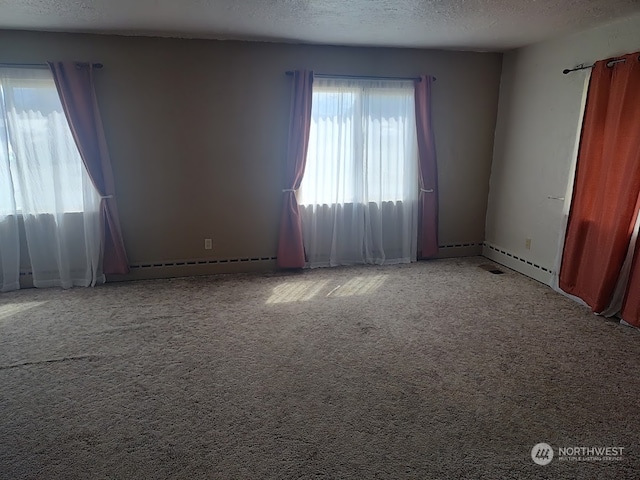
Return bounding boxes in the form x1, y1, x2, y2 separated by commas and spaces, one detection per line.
299, 77, 418, 207
0, 68, 87, 215
298, 77, 419, 267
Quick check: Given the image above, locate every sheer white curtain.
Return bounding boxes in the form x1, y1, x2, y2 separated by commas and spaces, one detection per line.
0, 113, 20, 291
298, 77, 419, 267
0, 67, 103, 290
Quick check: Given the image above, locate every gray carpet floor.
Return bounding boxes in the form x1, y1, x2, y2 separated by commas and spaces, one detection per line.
1, 256, 639, 479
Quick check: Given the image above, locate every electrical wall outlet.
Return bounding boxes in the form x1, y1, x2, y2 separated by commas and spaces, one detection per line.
525, 238, 532, 250
204, 238, 213, 250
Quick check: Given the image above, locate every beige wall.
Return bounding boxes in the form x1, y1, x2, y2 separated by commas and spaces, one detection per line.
0, 30, 502, 280
484, 13, 640, 284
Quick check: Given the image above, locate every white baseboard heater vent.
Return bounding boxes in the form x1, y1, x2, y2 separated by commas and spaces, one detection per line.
18, 257, 278, 276
483, 243, 551, 273
439, 242, 483, 249
130, 256, 278, 270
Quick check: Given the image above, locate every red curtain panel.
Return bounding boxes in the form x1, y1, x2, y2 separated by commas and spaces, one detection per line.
48, 61, 130, 275
414, 75, 439, 259
276, 70, 313, 268
559, 53, 640, 312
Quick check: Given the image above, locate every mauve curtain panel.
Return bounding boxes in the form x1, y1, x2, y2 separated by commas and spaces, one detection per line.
559, 52, 640, 313
414, 75, 439, 259
276, 70, 313, 268
47, 61, 129, 275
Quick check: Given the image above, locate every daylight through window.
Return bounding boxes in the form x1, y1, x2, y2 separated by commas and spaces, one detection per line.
299, 77, 418, 207
0, 68, 88, 215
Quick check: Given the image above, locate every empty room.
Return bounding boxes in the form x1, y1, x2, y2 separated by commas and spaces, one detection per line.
1, 0, 640, 478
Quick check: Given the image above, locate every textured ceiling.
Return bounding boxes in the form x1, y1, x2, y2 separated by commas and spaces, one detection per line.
0, 0, 639, 51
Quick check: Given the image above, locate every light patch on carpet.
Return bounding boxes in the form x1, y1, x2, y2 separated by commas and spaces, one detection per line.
0, 301, 46, 321
332, 275, 386, 297
266, 279, 330, 303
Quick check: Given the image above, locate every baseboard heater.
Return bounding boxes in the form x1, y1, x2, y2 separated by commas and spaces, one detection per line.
482, 242, 553, 285
17, 256, 277, 277
483, 243, 551, 273
129, 256, 278, 270
20, 245, 482, 276
439, 242, 483, 249
132, 244, 482, 270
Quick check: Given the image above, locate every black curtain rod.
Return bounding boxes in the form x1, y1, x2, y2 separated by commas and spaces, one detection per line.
0, 62, 103, 69
562, 56, 634, 74
285, 71, 434, 82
